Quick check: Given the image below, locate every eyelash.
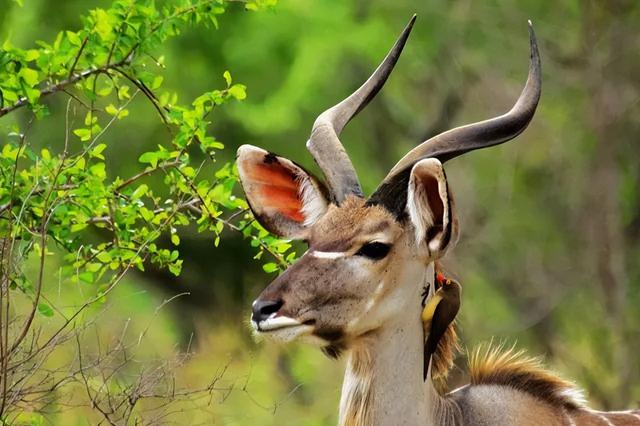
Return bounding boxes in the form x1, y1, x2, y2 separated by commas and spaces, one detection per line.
355, 242, 391, 260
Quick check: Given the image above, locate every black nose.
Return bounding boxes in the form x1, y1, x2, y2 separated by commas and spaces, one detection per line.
252, 299, 284, 323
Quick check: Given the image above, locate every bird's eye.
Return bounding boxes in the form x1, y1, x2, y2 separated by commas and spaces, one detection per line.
355, 242, 391, 260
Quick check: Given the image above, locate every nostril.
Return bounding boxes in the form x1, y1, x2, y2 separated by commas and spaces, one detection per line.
260, 300, 283, 316
252, 299, 284, 323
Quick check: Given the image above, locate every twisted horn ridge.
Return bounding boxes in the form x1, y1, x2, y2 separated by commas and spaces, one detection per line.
307, 15, 416, 204
369, 21, 542, 218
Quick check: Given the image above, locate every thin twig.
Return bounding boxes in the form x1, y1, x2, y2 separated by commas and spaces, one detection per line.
67, 36, 89, 80
115, 160, 181, 191
111, 67, 169, 126
0, 56, 132, 118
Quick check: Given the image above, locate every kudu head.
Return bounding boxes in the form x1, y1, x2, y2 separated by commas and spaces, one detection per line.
237, 16, 541, 356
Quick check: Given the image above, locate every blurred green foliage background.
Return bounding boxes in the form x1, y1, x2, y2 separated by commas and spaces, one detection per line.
1, 0, 639, 423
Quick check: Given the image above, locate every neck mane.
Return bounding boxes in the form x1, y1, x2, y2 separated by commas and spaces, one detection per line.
338, 262, 460, 426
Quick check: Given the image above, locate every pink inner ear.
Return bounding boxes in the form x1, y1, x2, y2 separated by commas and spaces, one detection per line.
243, 161, 305, 223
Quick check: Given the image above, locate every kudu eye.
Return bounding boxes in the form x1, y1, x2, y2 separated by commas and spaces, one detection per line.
355, 242, 391, 260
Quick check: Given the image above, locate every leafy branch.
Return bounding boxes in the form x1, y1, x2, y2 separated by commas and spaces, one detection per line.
0, 0, 289, 421
0, 53, 132, 118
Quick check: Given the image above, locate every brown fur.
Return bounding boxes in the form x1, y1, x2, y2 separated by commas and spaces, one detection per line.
342, 343, 374, 426
309, 196, 398, 252
431, 322, 459, 392
571, 409, 640, 425
469, 343, 585, 410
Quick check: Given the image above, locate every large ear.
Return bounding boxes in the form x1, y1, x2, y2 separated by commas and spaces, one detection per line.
236, 145, 329, 239
406, 158, 458, 256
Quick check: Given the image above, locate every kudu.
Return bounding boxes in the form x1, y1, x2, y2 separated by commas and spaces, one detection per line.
236, 16, 640, 426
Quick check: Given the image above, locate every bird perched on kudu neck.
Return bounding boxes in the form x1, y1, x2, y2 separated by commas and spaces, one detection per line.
422, 271, 461, 381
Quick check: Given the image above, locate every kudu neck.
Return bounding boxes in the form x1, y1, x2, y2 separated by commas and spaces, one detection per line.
338, 262, 452, 426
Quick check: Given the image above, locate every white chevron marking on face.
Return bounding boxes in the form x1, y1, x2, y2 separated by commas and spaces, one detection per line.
310, 251, 347, 259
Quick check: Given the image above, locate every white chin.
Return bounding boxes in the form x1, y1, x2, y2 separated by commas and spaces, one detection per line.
252, 315, 314, 343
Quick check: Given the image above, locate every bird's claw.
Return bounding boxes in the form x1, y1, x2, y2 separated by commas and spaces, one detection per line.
421, 284, 430, 307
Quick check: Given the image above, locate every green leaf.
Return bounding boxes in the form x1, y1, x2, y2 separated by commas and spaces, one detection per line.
105, 104, 119, 116
66, 30, 82, 46
79, 271, 94, 284
138, 152, 158, 168
139, 207, 154, 222
93, 9, 113, 40
168, 260, 182, 276
228, 84, 247, 100
151, 76, 163, 89
131, 184, 148, 201
24, 86, 41, 103
223, 70, 232, 87
84, 111, 97, 125
25, 49, 39, 61
117, 85, 130, 100
70, 223, 88, 232
90, 143, 107, 159
73, 128, 92, 142
18, 68, 39, 86
96, 79, 113, 96
37, 303, 54, 317
181, 166, 195, 178
262, 262, 279, 273
89, 163, 106, 179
